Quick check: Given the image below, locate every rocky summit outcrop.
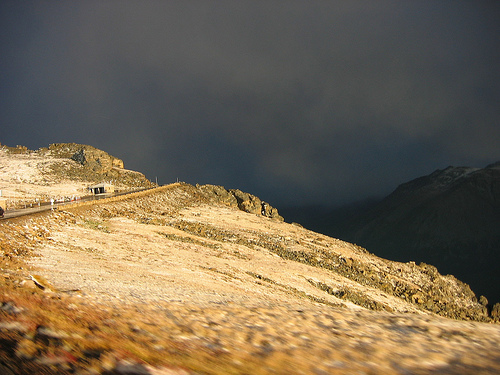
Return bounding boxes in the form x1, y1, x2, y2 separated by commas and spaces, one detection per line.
197, 184, 284, 221
43, 143, 124, 172
38, 143, 152, 188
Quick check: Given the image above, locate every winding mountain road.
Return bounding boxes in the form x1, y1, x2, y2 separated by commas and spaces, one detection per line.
0, 187, 156, 220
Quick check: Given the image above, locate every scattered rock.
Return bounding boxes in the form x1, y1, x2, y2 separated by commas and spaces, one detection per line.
29, 275, 51, 291
1, 301, 24, 315
106, 360, 151, 375
35, 325, 70, 345
0, 321, 29, 333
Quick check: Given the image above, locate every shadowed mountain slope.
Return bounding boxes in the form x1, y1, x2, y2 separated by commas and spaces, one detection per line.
293, 163, 500, 305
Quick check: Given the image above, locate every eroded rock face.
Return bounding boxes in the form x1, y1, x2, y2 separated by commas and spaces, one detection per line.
196, 184, 284, 221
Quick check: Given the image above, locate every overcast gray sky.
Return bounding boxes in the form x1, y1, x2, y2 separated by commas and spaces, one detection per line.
1, 1, 499, 207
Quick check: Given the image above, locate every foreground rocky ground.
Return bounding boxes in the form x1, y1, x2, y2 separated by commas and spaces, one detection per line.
2, 182, 500, 374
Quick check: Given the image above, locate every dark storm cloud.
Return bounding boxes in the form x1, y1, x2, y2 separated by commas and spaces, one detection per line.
1, 1, 499, 206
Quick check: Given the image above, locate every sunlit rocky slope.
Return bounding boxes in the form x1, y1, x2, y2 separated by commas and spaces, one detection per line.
1, 144, 500, 374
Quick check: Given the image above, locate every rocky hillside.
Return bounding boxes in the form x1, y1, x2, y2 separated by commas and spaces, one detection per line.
197, 184, 284, 221
1, 148, 500, 374
1, 183, 500, 373
37, 143, 154, 189
0, 143, 153, 206
312, 162, 500, 307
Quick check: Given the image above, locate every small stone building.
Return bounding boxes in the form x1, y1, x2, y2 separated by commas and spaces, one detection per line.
88, 183, 115, 195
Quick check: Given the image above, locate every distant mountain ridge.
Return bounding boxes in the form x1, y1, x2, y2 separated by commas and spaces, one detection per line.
286, 162, 500, 305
